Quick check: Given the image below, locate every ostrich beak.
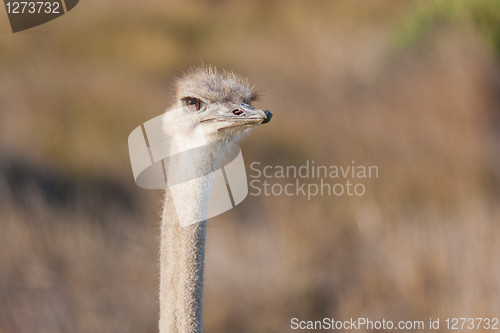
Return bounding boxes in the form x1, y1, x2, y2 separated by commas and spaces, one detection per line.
222, 103, 272, 126
260, 110, 273, 124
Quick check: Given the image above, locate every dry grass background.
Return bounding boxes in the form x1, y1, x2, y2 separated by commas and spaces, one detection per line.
1, 0, 500, 332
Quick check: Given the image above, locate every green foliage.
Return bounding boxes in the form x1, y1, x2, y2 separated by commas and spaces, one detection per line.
396, 0, 500, 57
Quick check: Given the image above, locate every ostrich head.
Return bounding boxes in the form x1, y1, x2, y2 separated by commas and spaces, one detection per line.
168, 68, 272, 144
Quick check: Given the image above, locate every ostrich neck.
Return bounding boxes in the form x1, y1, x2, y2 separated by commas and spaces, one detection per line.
159, 143, 224, 333
160, 194, 207, 333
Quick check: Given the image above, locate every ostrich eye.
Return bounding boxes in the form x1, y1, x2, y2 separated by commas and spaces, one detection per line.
183, 98, 204, 112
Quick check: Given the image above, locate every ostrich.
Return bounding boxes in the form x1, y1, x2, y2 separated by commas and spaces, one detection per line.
158, 68, 272, 333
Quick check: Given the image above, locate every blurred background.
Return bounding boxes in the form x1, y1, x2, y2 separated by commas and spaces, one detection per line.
1, 0, 500, 332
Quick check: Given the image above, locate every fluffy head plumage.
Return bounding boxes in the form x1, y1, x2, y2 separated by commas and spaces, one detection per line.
175, 67, 259, 104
